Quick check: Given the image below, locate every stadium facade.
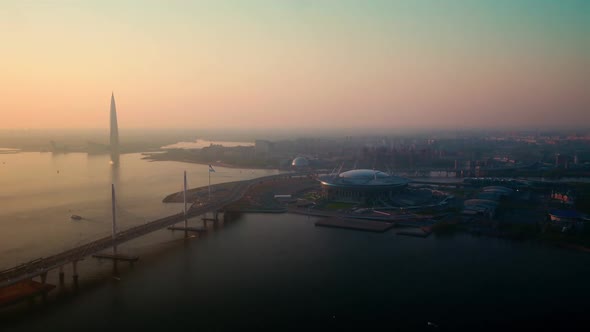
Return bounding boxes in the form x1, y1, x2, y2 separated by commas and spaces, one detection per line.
318, 169, 409, 203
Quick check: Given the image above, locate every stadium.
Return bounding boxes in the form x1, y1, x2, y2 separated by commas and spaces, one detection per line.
317, 169, 410, 204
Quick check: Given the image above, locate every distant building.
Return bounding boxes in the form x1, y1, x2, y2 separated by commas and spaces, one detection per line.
462, 186, 513, 219
291, 156, 310, 169
547, 210, 589, 233
255, 140, 273, 156
482, 186, 514, 198
462, 199, 498, 219
551, 190, 575, 206
555, 153, 569, 167
110, 92, 120, 165
548, 210, 587, 222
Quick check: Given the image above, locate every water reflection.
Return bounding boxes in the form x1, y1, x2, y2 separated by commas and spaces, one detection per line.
7, 213, 590, 331
110, 152, 119, 167
0, 152, 279, 268
110, 160, 120, 186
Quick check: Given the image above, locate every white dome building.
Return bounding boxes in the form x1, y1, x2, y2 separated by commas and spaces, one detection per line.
318, 169, 409, 203
291, 157, 310, 168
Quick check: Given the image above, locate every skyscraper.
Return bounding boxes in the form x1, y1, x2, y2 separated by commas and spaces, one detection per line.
110, 92, 120, 165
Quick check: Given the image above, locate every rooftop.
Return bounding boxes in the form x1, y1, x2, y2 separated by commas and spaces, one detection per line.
319, 169, 409, 188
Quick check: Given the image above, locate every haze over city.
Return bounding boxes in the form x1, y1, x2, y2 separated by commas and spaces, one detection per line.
2, 1, 590, 331
2, 0, 589, 130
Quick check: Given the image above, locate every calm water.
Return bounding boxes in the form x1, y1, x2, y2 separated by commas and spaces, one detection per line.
0, 152, 277, 268
2, 152, 589, 331
4, 213, 590, 331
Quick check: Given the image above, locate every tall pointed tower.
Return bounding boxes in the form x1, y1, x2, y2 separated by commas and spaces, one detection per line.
110, 92, 120, 165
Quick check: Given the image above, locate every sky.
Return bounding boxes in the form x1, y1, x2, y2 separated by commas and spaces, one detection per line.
1, 0, 589, 130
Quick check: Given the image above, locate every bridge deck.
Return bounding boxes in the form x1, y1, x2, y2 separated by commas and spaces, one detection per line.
167, 226, 208, 233
0, 173, 302, 289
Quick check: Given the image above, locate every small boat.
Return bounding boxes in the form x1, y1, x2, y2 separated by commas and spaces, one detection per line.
70, 215, 83, 220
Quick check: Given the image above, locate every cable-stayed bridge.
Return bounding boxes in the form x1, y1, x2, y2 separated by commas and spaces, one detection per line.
0, 173, 298, 290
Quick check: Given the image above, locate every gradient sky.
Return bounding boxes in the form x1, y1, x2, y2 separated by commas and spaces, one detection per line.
1, 0, 589, 130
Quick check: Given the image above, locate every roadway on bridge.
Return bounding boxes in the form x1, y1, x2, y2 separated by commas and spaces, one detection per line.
0, 173, 299, 289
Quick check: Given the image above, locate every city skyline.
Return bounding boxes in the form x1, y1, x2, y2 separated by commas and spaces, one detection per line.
1, 0, 589, 130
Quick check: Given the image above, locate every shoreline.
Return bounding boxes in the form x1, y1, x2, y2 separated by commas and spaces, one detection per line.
163, 177, 590, 254
3, 207, 588, 317
142, 155, 277, 171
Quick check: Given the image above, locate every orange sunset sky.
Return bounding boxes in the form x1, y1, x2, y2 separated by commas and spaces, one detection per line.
1, 0, 589, 130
